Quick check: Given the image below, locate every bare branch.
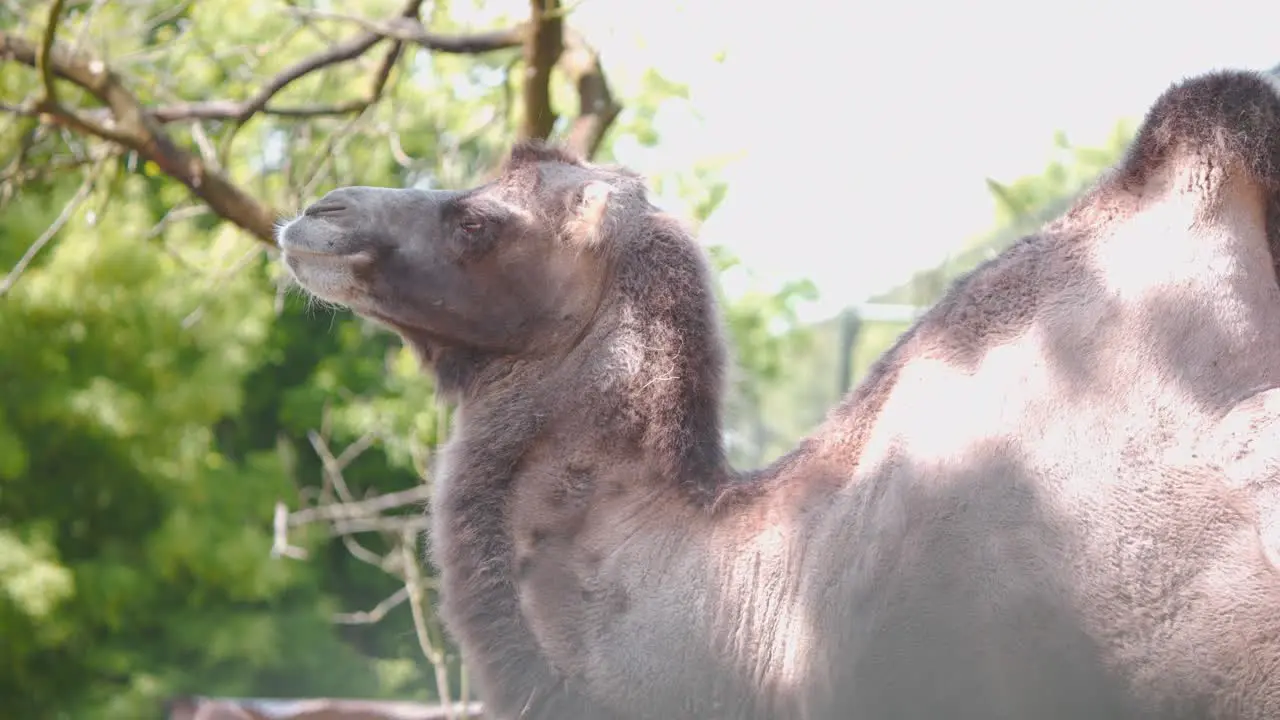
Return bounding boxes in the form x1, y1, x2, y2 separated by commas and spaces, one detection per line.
149, 100, 371, 123
142, 0, 194, 37
143, 203, 208, 241
336, 432, 378, 469
270, 424, 460, 707
329, 515, 432, 537
215, 0, 425, 158
295, 105, 376, 205
0, 134, 105, 199
67, 0, 109, 55
521, 0, 564, 142
402, 527, 455, 719
271, 502, 309, 560
237, 33, 386, 122
285, 482, 431, 527
143, 13, 520, 126
307, 430, 389, 566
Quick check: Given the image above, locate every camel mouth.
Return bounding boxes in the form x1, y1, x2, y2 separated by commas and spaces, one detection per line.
276, 216, 378, 308
280, 244, 352, 260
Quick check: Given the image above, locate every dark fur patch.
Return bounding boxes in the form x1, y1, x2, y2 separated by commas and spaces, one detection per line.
609, 213, 728, 499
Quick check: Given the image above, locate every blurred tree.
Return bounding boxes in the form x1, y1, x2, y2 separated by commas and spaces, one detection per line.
0, 0, 813, 716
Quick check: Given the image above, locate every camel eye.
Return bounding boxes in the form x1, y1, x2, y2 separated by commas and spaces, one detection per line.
460, 218, 485, 233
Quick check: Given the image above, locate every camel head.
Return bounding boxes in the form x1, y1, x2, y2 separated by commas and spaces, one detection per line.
276, 141, 649, 391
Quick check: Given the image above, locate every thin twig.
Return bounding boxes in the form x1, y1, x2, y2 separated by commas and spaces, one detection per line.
284, 437, 432, 524
520, 0, 564, 142
37, 0, 66, 106
0, 164, 97, 297
286, 7, 525, 53
402, 528, 455, 720
142, 0, 195, 36
68, 0, 109, 55
328, 515, 432, 537
271, 501, 309, 560
333, 586, 410, 624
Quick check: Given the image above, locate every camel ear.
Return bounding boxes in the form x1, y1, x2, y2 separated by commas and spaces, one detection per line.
578, 180, 612, 221
566, 180, 614, 247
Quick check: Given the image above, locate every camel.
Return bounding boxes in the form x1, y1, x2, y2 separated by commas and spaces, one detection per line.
276, 69, 1280, 719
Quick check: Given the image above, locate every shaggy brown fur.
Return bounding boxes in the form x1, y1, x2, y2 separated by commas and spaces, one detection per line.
278, 69, 1280, 719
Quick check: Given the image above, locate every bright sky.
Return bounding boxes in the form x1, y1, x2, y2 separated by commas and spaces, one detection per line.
471, 0, 1280, 320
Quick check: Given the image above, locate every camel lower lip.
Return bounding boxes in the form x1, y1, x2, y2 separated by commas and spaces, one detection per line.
283, 245, 334, 257
282, 246, 360, 261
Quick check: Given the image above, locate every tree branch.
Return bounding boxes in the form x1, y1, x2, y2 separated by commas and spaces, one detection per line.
559, 27, 621, 160
521, 0, 564, 142
36, 0, 66, 107
333, 586, 410, 625
288, 8, 525, 54
149, 100, 375, 124
275, 421, 468, 716
237, 33, 384, 122
212, 0, 425, 137
285, 484, 432, 526
1, 32, 279, 243
0, 0, 431, 246
402, 527, 455, 719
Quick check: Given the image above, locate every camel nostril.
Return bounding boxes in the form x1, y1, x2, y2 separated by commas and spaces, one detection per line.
304, 199, 347, 218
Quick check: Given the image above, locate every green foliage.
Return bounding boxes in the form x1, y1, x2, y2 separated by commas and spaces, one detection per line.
0, 169, 376, 717
981, 124, 1135, 241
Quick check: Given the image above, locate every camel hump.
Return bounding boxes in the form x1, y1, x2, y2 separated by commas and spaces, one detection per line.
1119, 70, 1280, 193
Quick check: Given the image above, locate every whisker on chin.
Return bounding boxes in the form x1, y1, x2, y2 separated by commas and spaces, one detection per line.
303, 291, 344, 315
277, 276, 335, 318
